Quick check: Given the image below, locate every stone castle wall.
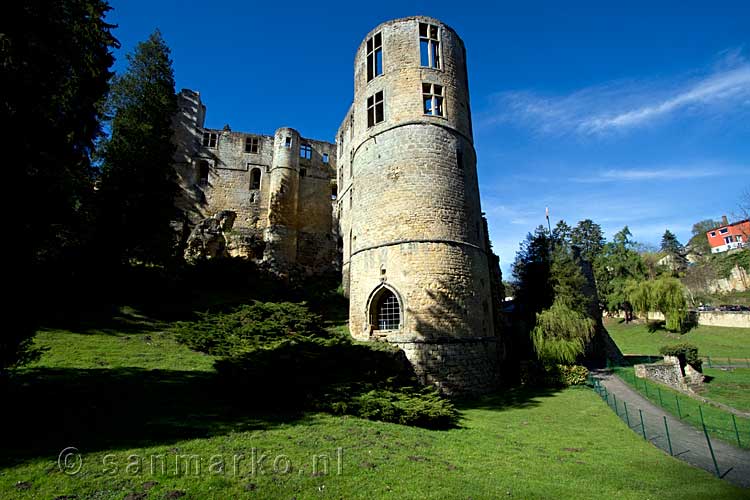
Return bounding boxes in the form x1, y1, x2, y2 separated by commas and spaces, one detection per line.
173, 92, 338, 272
337, 17, 501, 394
173, 16, 504, 395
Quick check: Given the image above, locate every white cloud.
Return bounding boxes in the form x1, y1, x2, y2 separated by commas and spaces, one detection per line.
572, 166, 729, 183
479, 49, 750, 136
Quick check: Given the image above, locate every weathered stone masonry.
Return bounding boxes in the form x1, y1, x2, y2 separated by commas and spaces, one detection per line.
173, 16, 503, 395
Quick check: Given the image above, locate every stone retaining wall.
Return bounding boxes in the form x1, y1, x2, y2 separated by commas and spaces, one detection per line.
612, 311, 750, 328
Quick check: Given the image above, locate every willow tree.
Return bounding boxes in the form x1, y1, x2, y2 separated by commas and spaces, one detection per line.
531, 299, 595, 364
627, 277, 688, 331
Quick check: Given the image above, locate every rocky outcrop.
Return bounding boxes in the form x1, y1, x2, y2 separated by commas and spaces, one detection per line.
184, 210, 236, 263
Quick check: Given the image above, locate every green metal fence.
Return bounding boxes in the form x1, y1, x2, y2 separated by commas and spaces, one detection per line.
611, 369, 750, 449
588, 375, 749, 479
589, 376, 729, 477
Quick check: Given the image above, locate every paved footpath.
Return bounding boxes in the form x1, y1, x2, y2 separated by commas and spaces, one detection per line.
591, 370, 750, 488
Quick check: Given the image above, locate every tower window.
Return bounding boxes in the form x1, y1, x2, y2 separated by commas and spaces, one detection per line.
422, 83, 444, 116
419, 23, 441, 69
299, 167, 307, 178
202, 132, 218, 148
323, 153, 329, 164
331, 184, 338, 200
367, 91, 384, 127
456, 147, 463, 170
284, 137, 292, 149
366, 32, 383, 82
373, 288, 401, 330
300, 144, 312, 159
245, 136, 259, 153
250, 167, 261, 190
198, 160, 209, 187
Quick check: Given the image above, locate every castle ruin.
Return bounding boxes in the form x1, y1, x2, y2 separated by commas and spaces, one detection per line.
173, 16, 503, 394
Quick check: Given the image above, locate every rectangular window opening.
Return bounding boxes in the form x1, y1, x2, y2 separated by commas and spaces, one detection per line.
299, 167, 307, 178
202, 132, 218, 148
245, 136, 260, 153
367, 91, 384, 127
419, 22, 441, 69
366, 32, 383, 82
284, 137, 292, 148
322, 153, 329, 164
422, 83, 444, 116
300, 144, 312, 160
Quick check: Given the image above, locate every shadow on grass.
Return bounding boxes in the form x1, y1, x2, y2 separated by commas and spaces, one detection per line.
454, 386, 562, 413
0, 367, 306, 468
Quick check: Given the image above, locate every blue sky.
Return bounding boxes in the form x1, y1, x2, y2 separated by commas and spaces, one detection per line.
108, 0, 750, 276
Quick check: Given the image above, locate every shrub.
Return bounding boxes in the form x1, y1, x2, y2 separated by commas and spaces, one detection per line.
556, 364, 590, 386
323, 388, 459, 429
659, 343, 702, 371
519, 361, 589, 387
172, 301, 335, 355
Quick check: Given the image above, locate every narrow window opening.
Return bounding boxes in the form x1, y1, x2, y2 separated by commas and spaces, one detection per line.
300, 144, 312, 160
250, 168, 261, 190
366, 32, 383, 82
299, 167, 307, 178
198, 160, 209, 187
284, 137, 292, 149
422, 83, 444, 116
245, 136, 260, 153
322, 153, 329, 164
456, 147, 463, 170
331, 184, 338, 200
419, 22, 440, 69
367, 91, 384, 127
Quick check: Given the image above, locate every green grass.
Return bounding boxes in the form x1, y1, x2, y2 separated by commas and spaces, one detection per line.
605, 318, 750, 359
1, 312, 747, 498
613, 366, 750, 448
700, 368, 750, 413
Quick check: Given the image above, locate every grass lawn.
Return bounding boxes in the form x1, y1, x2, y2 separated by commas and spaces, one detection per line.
700, 368, 750, 413
1, 316, 747, 498
605, 318, 750, 359
613, 366, 750, 448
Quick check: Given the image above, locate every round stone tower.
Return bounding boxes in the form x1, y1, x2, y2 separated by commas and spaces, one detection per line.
340, 16, 500, 395
264, 127, 301, 267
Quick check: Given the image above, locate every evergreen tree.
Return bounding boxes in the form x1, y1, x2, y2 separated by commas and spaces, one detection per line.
571, 219, 605, 263
2, 0, 117, 373
594, 226, 647, 320
660, 230, 683, 256
98, 30, 179, 265
552, 220, 572, 249
512, 226, 554, 322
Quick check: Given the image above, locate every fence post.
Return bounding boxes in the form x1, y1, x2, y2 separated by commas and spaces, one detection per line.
732, 414, 742, 448
699, 405, 706, 428
639, 409, 647, 440
702, 422, 721, 477
613, 394, 618, 415
707, 356, 712, 368
663, 416, 673, 456
675, 395, 682, 419
644, 381, 649, 398
624, 401, 631, 428
657, 387, 663, 407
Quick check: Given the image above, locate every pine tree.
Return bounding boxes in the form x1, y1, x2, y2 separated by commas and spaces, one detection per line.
98, 30, 179, 265
2, 0, 117, 373
660, 230, 684, 256
571, 219, 605, 263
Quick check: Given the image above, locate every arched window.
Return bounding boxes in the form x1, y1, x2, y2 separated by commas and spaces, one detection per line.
372, 287, 401, 330
198, 160, 209, 187
250, 168, 261, 190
